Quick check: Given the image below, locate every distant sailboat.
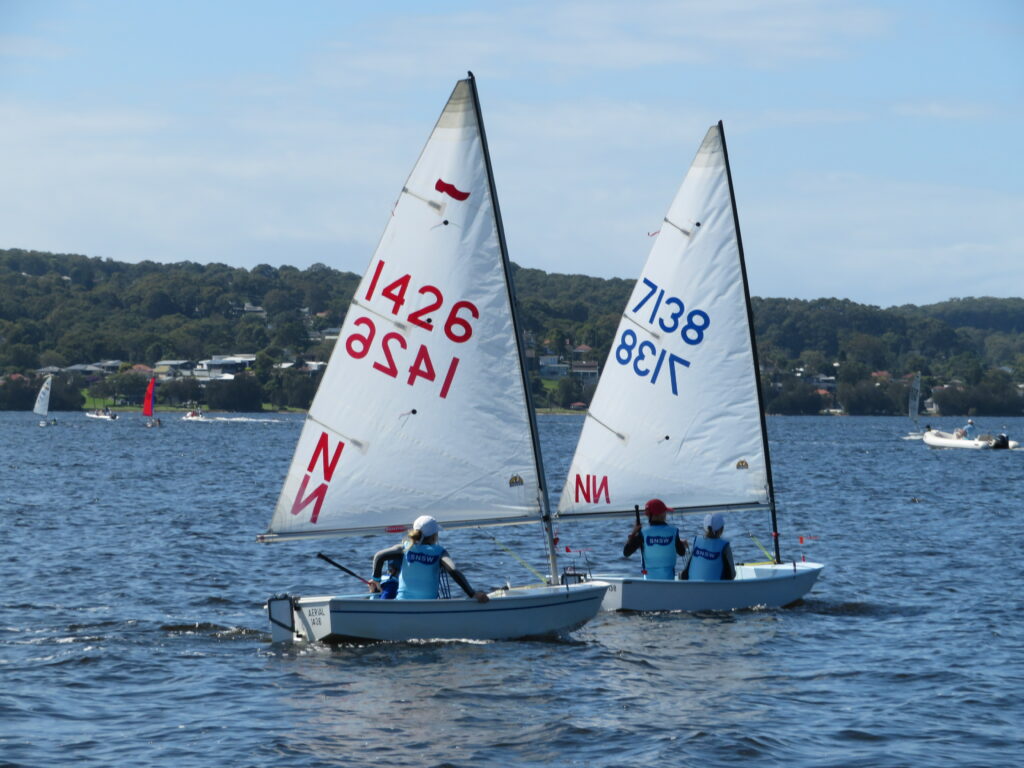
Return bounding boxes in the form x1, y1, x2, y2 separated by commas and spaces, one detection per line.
556, 122, 824, 612
34, 375, 54, 427
902, 372, 923, 440
260, 74, 608, 643
142, 377, 158, 427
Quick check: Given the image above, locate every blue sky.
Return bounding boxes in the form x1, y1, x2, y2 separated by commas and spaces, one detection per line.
1, 0, 1021, 306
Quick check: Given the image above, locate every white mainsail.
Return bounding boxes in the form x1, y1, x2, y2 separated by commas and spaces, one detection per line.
33, 375, 53, 418
557, 124, 770, 522
908, 372, 921, 425
262, 77, 545, 542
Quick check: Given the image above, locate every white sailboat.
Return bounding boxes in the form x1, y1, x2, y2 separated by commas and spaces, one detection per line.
902, 372, 923, 439
556, 122, 823, 612
34, 375, 54, 427
259, 74, 607, 643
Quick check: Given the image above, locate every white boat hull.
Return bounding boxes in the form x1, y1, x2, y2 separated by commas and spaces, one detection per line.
922, 430, 1018, 450
85, 412, 117, 421
593, 561, 824, 612
267, 582, 609, 644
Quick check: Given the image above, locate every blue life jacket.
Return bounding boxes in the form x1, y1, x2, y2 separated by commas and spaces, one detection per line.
687, 536, 729, 581
378, 576, 398, 600
642, 524, 679, 580
396, 543, 445, 599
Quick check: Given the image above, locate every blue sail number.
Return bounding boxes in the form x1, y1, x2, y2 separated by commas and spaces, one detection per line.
615, 278, 712, 395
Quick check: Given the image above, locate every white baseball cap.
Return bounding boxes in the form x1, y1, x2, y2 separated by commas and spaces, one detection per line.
412, 515, 440, 537
703, 512, 725, 534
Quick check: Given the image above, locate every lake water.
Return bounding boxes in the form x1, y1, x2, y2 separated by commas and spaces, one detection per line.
1, 411, 1022, 767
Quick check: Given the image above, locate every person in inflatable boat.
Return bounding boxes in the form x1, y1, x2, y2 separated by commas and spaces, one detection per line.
368, 515, 489, 603
623, 498, 689, 580
679, 512, 736, 581
954, 419, 975, 439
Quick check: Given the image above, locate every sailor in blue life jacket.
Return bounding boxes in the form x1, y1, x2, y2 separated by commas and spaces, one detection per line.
622, 499, 689, 580
679, 512, 736, 581
367, 515, 489, 603
375, 561, 399, 600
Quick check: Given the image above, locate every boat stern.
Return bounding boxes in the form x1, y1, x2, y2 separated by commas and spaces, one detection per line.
267, 594, 299, 643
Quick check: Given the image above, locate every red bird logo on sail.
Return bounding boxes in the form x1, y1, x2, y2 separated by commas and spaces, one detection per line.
435, 179, 470, 201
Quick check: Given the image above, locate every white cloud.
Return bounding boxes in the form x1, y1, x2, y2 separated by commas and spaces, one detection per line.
303, 0, 888, 89
743, 172, 1024, 305
0, 0, 1019, 308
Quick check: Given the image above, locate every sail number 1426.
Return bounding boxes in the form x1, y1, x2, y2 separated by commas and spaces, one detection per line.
343, 259, 479, 399
616, 277, 711, 396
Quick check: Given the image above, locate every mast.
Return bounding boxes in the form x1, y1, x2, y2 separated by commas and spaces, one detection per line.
466, 72, 559, 584
718, 120, 782, 564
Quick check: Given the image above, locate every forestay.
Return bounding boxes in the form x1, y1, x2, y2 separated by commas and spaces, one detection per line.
557, 125, 770, 521
262, 78, 543, 542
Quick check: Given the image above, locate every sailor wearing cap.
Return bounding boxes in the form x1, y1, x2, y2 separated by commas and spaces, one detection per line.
680, 512, 736, 581
623, 499, 689, 580
368, 515, 489, 602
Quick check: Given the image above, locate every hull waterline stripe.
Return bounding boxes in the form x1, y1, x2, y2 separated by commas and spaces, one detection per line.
326, 594, 602, 618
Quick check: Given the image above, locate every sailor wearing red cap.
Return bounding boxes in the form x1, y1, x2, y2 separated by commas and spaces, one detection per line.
623, 499, 689, 580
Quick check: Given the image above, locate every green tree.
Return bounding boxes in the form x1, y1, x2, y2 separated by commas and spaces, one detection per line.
158, 377, 203, 406
554, 376, 583, 408
206, 374, 264, 412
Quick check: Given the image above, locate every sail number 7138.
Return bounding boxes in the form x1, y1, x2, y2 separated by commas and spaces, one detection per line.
616, 277, 711, 396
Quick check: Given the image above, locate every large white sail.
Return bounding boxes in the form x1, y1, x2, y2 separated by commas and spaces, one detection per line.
557, 124, 770, 520
33, 375, 52, 418
263, 78, 543, 542
908, 372, 921, 424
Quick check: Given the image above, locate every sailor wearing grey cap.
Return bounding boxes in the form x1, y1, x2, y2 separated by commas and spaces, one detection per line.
679, 512, 736, 582
368, 515, 489, 603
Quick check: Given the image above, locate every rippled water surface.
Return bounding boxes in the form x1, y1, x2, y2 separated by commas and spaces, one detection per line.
1, 412, 1022, 767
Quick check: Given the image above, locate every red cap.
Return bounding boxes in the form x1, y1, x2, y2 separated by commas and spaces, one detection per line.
644, 499, 672, 517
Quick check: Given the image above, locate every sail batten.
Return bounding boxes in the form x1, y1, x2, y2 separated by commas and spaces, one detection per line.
263, 77, 545, 543
557, 123, 771, 523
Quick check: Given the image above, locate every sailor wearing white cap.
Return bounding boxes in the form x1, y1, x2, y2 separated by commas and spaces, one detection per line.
368, 515, 489, 602
680, 512, 736, 582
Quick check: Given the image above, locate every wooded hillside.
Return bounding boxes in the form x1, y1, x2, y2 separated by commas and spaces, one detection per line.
2, 247, 1022, 415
